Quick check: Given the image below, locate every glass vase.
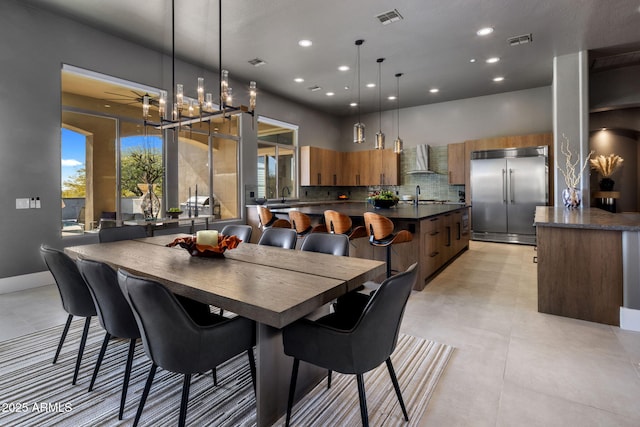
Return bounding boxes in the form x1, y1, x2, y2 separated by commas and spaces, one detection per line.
562, 187, 581, 209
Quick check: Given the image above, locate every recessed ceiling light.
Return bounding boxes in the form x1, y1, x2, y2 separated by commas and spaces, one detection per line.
486, 57, 500, 64
469, 58, 477, 63
344, 85, 350, 90
326, 92, 335, 96
477, 27, 494, 36
338, 65, 350, 71
298, 39, 312, 47
294, 77, 304, 83
493, 76, 504, 82
366, 83, 376, 88
388, 95, 397, 100
429, 88, 439, 93
350, 102, 358, 107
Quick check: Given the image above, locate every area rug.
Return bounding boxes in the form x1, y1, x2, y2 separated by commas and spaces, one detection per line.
0, 321, 453, 426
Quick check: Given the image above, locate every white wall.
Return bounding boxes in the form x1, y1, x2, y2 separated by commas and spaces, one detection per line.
339, 86, 552, 150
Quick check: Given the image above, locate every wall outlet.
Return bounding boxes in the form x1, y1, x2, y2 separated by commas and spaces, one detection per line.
29, 198, 36, 208
16, 198, 30, 209
35, 197, 41, 208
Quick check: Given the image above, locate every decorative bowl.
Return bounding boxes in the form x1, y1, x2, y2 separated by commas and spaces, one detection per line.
372, 198, 397, 209
166, 235, 242, 258
166, 210, 183, 219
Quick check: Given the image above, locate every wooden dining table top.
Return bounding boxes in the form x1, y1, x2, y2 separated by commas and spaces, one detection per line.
65, 236, 385, 329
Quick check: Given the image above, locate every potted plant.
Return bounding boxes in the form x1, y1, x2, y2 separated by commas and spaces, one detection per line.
166, 207, 183, 219
557, 134, 594, 208
590, 154, 624, 191
368, 189, 399, 209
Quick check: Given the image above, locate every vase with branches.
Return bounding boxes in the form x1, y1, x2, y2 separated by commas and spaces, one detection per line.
590, 154, 623, 191
557, 134, 593, 208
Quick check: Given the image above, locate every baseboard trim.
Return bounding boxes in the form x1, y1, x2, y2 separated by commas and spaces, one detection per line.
620, 307, 640, 332
0, 271, 52, 294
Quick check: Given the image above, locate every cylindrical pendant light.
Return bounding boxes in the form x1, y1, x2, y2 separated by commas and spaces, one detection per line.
374, 58, 385, 150
394, 73, 404, 153
353, 40, 365, 144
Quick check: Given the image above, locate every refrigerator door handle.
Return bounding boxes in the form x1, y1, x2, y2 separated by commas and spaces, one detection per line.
509, 168, 514, 204
502, 169, 507, 204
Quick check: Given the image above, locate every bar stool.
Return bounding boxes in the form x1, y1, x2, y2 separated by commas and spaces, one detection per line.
256, 205, 291, 230
324, 210, 367, 240
288, 210, 326, 239
364, 212, 413, 278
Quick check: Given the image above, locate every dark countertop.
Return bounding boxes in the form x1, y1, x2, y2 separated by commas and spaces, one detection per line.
270, 202, 469, 221
534, 206, 640, 231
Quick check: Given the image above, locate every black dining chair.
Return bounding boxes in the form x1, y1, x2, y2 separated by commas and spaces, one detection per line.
152, 225, 192, 236
117, 269, 257, 427
257, 227, 297, 249
99, 225, 148, 243
282, 263, 418, 427
40, 245, 97, 385
221, 224, 253, 243
76, 258, 141, 420
300, 232, 349, 256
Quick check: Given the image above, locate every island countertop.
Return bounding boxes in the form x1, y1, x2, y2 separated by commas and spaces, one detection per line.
270, 202, 469, 220
534, 206, 640, 231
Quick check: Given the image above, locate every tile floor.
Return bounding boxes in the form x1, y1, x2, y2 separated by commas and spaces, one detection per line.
2, 241, 640, 426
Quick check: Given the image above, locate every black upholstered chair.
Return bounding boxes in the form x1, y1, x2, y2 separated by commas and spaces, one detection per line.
76, 258, 141, 420
300, 232, 349, 257
257, 227, 297, 249
283, 263, 418, 427
117, 269, 257, 427
99, 225, 147, 243
40, 245, 97, 385
221, 224, 253, 243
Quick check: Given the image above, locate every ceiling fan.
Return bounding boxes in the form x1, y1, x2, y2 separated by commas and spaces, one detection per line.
102, 89, 158, 107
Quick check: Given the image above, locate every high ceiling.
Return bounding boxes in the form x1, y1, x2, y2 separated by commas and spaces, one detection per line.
25, 0, 640, 116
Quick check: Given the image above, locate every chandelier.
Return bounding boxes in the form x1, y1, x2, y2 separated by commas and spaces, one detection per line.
353, 39, 365, 144
393, 73, 404, 153
374, 58, 385, 150
143, 0, 256, 130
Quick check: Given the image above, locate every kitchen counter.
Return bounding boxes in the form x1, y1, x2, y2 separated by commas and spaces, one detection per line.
534, 206, 640, 231
270, 202, 470, 220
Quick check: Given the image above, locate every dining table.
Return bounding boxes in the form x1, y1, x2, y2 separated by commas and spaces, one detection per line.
65, 234, 385, 426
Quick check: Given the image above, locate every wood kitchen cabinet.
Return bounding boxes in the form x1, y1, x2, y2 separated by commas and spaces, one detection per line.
341, 150, 367, 186
447, 142, 465, 185
300, 146, 340, 186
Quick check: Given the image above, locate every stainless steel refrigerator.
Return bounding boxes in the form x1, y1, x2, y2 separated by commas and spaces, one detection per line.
470, 146, 548, 245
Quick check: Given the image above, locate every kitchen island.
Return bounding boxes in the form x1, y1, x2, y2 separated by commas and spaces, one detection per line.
247, 202, 470, 290
534, 206, 640, 328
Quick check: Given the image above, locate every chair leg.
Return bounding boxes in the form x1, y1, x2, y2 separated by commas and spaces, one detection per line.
386, 358, 409, 421
72, 317, 91, 385
385, 246, 392, 278
356, 374, 369, 427
212, 367, 218, 386
133, 363, 157, 427
285, 358, 300, 427
327, 369, 332, 389
247, 349, 257, 393
179, 374, 192, 427
53, 314, 73, 364
119, 338, 137, 420
89, 332, 111, 391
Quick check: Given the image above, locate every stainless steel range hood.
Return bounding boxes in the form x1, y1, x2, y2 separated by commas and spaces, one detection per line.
407, 144, 435, 174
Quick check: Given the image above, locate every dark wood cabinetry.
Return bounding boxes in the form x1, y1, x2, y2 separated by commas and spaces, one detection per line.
447, 142, 465, 185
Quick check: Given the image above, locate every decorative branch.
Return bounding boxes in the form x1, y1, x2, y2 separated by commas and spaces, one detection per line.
589, 154, 623, 178
557, 134, 594, 189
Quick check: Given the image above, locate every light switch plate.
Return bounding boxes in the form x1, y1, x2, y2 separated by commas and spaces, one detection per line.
16, 198, 30, 209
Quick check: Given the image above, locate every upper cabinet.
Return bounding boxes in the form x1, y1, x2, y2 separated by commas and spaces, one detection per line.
447, 142, 465, 185
301, 146, 399, 186
300, 146, 340, 186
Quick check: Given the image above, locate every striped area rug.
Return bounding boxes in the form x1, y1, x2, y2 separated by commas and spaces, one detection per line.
0, 321, 453, 426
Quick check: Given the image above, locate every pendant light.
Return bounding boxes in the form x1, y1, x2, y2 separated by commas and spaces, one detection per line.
394, 73, 404, 153
353, 39, 365, 144
374, 57, 385, 150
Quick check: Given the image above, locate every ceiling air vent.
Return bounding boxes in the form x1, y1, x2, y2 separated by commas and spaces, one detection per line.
308, 85, 322, 92
248, 58, 267, 67
376, 9, 403, 25
508, 33, 533, 46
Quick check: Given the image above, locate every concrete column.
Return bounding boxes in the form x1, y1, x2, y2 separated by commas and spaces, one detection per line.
552, 51, 590, 207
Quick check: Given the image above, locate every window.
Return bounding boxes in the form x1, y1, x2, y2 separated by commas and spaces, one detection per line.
257, 118, 298, 200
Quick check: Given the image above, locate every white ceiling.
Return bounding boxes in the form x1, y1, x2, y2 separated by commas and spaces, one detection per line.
24, 0, 640, 116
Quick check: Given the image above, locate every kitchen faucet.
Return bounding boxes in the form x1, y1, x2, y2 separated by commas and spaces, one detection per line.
281, 186, 290, 203
415, 185, 420, 206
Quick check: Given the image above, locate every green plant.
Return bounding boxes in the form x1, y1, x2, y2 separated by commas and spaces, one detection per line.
368, 189, 399, 201
167, 207, 182, 213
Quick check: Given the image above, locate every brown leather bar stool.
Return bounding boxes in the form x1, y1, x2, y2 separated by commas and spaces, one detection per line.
256, 205, 291, 230
288, 210, 326, 238
324, 210, 367, 240
364, 212, 413, 278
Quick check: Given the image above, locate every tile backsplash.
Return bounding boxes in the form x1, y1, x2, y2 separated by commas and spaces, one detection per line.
300, 145, 465, 202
